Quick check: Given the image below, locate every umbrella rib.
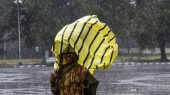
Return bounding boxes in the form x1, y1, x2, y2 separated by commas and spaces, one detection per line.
78, 21, 98, 54
73, 17, 94, 49
83, 24, 107, 67
109, 49, 114, 66
53, 26, 69, 52
60, 25, 69, 54
103, 29, 111, 37
100, 46, 110, 64
67, 21, 79, 52
104, 62, 106, 69
88, 39, 105, 69
98, 29, 114, 65
108, 35, 115, 43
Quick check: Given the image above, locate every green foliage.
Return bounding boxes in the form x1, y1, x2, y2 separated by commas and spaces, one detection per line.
133, 0, 160, 48
77, 0, 103, 17
21, 0, 107, 49
0, 0, 15, 44
1, 0, 170, 60
21, 0, 58, 48
159, 0, 170, 41
133, 0, 170, 48
98, 0, 136, 39
133, 0, 170, 60
0, 48, 6, 55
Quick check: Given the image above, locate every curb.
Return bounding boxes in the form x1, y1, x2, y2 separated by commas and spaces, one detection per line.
113, 62, 170, 66
13, 65, 47, 68
13, 62, 170, 68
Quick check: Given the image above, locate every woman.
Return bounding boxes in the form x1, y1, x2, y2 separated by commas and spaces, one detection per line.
50, 15, 118, 95
50, 52, 99, 95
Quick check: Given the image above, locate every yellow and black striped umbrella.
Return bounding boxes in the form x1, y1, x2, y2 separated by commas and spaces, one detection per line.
52, 15, 118, 74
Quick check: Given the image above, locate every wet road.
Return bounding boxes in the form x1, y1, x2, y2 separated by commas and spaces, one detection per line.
1, 62, 170, 95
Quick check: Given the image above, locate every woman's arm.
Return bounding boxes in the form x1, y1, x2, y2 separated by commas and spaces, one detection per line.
50, 70, 59, 95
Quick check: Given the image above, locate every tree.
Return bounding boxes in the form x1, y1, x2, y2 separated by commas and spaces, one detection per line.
157, 0, 170, 60
22, 0, 104, 49
0, 0, 12, 44
97, 0, 136, 50
0, 0, 15, 56
133, 0, 170, 61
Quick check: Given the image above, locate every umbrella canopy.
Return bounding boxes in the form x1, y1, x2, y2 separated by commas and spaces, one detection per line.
52, 15, 118, 74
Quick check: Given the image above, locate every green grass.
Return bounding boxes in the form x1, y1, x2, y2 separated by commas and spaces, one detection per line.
117, 54, 170, 62
0, 59, 42, 67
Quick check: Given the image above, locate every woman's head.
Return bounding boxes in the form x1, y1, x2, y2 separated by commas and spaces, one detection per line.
60, 52, 78, 65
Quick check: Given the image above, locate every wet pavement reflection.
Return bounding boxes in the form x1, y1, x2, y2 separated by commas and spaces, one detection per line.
1, 63, 170, 95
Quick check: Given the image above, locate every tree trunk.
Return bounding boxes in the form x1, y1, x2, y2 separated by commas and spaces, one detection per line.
41, 45, 47, 64
159, 42, 167, 61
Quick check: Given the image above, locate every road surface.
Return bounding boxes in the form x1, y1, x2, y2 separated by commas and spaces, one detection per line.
0, 62, 170, 95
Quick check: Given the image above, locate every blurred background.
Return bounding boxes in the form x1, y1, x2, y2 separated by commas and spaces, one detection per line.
0, 0, 170, 66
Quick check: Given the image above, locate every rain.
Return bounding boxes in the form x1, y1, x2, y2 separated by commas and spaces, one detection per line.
0, 0, 170, 95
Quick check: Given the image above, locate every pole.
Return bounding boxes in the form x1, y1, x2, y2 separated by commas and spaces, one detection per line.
17, 0, 22, 63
